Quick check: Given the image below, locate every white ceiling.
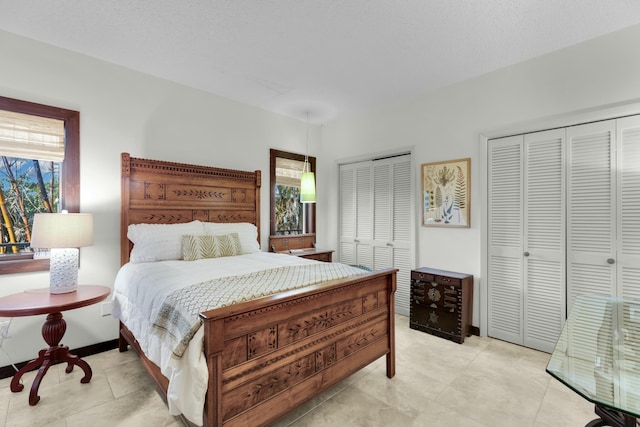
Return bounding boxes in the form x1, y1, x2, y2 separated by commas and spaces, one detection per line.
2, 1, 640, 124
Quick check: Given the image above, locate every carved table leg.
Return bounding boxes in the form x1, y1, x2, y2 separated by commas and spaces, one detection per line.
29, 353, 53, 405
10, 351, 46, 393
10, 311, 94, 406
60, 348, 92, 382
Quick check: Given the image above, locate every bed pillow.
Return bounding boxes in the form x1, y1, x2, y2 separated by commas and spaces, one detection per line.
128, 220, 205, 263
202, 222, 260, 254
182, 233, 242, 261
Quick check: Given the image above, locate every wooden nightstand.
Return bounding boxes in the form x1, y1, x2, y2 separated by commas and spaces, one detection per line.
279, 248, 334, 262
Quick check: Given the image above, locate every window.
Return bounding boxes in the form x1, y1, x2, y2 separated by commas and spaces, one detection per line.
0, 96, 79, 274
269, 149, 316, 236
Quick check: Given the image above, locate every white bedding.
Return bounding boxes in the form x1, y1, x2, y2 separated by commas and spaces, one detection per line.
111, 252, 322, 426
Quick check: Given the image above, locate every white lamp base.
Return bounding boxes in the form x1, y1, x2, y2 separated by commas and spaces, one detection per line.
49, 248, 78, 294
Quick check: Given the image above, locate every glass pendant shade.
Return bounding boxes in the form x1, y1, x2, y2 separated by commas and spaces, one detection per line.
300, 169, 316, 203
300, 112, 316, 203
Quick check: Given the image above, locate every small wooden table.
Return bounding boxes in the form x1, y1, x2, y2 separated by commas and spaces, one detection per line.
0, 285, 111, 405
279, 248, 334, 262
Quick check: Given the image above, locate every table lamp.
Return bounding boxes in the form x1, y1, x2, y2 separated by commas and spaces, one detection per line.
30, 212, 93, 294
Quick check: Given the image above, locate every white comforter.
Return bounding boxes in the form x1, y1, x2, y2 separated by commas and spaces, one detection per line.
111, 252, 319, 426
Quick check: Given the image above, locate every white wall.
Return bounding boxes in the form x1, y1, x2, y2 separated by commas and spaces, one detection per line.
0, 30, 318, 364
2, 22, 640, 365
319, 23, 640, 329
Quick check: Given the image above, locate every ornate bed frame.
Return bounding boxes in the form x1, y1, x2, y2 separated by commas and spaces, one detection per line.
119, 153, 397, 426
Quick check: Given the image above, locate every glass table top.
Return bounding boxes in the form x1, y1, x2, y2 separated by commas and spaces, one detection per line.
547, 294, 640, 419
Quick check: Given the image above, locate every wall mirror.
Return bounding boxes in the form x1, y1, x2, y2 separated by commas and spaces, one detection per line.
269, 149, 316, 251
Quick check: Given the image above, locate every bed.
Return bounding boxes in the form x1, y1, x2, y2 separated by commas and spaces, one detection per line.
115, 153, 397, 427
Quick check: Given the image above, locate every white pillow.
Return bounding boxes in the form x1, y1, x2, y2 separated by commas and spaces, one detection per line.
202, 222, 260, 254
127, 220, 205, 263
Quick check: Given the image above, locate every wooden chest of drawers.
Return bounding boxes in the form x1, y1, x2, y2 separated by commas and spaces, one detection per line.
410, 267, 473, 344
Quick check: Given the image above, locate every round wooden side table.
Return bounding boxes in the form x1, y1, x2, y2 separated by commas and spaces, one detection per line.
0, 285, 111, 405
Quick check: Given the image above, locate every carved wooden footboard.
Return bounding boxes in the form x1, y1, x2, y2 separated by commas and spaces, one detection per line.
201, 268, 396, 427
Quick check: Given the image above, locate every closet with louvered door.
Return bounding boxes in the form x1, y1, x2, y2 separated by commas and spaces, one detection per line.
566, 120, 617, 310
487, 135, 524, 345
618, 115, 640, 299
389, 156, 413, 316
339, 160, 373, 268
488, 128, 566, 352
562, 117, 640, 407
567, 116, 640, 304
488, 114, 640, 353
338, 154, 414, 316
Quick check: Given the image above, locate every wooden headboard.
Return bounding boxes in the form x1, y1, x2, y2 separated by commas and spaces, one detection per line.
120, 153, 261, 265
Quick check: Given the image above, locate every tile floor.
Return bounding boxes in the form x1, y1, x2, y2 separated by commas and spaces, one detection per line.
0, 315, 596, 427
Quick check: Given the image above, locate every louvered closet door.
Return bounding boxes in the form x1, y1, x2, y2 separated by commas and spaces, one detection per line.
390, 156, 412, 316
523, 129, 566, 352
355, 162, 374, 268
339, 161, 373, 268
371, 156, 413, 316
617, 115, 640, 299
339, 163, 357, 266
372, 159, 392, 270
488, 135, 524, 345
567, 120, 616, 311
565, 117, 640, 403
339, 154, 414, 316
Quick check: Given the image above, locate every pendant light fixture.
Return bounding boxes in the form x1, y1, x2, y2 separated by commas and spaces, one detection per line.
300, 112, 316, 203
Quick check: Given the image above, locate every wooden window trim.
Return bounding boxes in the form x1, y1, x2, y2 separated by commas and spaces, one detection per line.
269, 149, 316, 236
0, 96, 80, 274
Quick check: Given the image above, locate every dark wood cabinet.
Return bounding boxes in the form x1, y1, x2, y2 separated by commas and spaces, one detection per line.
410, 267, 473, 344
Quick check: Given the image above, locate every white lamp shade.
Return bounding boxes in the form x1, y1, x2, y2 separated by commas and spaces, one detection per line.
30, 213, 93, 249
300, 171, 316, 203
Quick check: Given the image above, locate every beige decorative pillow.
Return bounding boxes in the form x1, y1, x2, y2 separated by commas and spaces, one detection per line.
182, 233, 242, 261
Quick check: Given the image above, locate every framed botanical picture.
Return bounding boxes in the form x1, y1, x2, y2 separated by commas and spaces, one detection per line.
422, 158, 470, 227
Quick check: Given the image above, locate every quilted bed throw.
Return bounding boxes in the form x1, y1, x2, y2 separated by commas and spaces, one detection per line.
152, 263, 367, 357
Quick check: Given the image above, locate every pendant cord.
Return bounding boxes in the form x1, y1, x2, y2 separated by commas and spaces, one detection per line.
304, 112, 310, 172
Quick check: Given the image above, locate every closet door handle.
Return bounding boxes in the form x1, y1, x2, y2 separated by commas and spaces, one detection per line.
354, 239, 360, 243
607, 258, 615, 265
523, 252, 530, 257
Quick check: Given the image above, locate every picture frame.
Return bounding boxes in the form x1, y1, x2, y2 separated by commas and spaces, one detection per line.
422, 158, 470, 227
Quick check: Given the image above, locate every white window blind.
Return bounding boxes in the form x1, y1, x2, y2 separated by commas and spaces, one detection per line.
275, 157, 304, 188
0, 110, 65, 162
